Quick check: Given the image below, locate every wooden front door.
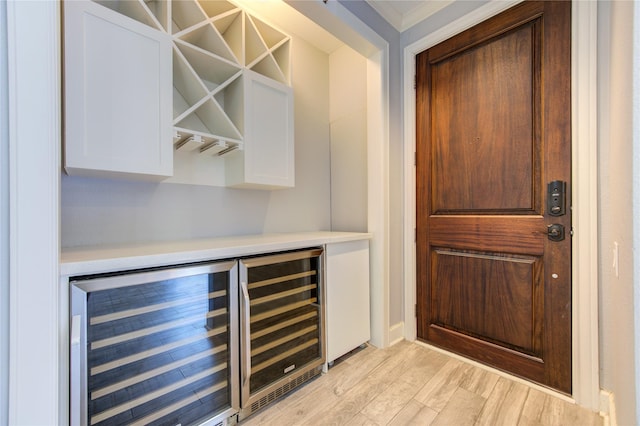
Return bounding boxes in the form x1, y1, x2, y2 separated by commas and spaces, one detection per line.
416, 1, 571, 393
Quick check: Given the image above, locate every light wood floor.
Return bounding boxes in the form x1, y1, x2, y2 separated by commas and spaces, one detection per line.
240, 340, 603, 426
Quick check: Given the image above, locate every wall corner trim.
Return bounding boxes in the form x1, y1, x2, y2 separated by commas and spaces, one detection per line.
600, 389, 617, 426
389, 321, 404, 346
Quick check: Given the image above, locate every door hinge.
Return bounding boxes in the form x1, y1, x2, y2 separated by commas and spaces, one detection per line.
415, 303, 417, 317
414, 75, 417, 90
414, 152, 416, 166
414, 228, 417, 243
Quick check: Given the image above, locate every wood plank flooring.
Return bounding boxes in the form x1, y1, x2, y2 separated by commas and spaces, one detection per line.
239, 340, 603, 426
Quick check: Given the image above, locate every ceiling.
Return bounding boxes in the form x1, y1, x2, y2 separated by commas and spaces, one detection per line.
235, 0, 456, 55
366, 0, 454, 32
234, 0, 345, 53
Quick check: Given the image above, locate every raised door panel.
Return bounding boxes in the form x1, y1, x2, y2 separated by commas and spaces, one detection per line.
64, 1, 172, 179
430, 249, 543, 355
430, 22, 539, 214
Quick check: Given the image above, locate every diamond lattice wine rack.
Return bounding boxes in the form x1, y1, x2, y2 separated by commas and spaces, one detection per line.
95, 0, 291, 170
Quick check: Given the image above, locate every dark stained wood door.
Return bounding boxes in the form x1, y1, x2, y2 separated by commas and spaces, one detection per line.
416, 1, 571, 393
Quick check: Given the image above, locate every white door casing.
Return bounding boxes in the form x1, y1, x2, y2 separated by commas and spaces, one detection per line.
6, 1, 61, 424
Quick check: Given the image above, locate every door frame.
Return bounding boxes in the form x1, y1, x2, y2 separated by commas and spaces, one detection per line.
402, 0, 600, 410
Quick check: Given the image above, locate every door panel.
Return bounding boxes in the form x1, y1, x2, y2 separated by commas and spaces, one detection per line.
431, 22, 539, 214
416, 1, 571, 393
431, 249, 543, 353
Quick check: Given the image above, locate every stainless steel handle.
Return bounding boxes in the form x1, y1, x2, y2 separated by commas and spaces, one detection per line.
71, 315, 81, 346
70, 315, 83, 426
240, 281, 251, 388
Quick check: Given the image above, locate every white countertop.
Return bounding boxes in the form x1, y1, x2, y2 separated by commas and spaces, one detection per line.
60, 231, 372, 276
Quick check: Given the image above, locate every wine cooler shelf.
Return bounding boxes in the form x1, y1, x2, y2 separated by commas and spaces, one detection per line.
95, 0, 291, 156
70, 248, 324, 426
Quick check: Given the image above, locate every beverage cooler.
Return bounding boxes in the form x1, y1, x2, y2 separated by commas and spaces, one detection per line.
69, 248, 324, 425
70, 261, 239, 426
238, 248, 325, 420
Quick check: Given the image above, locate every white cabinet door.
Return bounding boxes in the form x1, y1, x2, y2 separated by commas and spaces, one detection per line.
325, 239, 371, 364
225, 70, 294, 189
64, 1, 172, 179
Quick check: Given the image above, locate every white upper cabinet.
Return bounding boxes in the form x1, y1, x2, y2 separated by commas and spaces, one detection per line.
64, 0, 293, 188
63, 1, 173, 179
225, 70, 294, 189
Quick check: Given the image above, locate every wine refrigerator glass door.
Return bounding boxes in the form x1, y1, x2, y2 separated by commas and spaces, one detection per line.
70, 261, 239, 426
239, 248, 325, 418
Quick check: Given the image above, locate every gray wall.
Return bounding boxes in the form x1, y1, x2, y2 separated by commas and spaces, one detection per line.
61, 35, 332, 248
0, 0, 9, 422
598, 1, 638, 424
337, 0, 405, 330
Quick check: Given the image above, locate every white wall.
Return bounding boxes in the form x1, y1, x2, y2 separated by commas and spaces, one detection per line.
598, 1, 638, 424
61, 34, 332, 248
262, 37, 332, 234
329, 44, 367, 232
0, 1, 9, 423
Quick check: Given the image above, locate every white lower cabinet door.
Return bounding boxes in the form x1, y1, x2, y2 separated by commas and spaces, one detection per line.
64, 0, 173, 179
325, 239, 371, 363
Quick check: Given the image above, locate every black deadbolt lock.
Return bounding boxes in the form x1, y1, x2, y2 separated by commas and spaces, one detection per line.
547, 180, 566, 216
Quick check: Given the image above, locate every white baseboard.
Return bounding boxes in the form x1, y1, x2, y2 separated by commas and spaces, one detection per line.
599, 389, 617, 426
389, 322, 404, 346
